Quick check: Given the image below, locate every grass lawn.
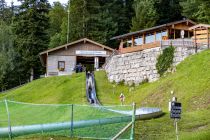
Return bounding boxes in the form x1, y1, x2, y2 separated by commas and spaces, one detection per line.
0, 50, 209, 139
95, 49, 210, 139
0, 73, 86, 104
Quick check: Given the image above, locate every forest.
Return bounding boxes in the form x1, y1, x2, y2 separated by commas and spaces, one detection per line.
0, 0, 210, 91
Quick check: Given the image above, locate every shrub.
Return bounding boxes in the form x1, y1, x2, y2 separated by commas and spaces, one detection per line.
156, 46, 175, 76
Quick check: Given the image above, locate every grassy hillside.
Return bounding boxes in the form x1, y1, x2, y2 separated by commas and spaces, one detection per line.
95, 50, 210, 111
95, 49, 210, 139
0, 73, 86, 104
0, 50, 209, 139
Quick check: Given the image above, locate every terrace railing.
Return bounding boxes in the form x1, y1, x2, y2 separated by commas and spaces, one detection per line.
120, 41, 161, 54
102, 49, 119, 69
161, 39, 195, 48
116, 38, 208, 55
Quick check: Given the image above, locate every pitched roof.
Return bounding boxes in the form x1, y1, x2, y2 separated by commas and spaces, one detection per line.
189, 24, 210, 30
111, 19, 197, 40
40, 38, 114, 55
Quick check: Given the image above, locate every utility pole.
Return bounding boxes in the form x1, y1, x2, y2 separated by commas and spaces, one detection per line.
11, 1, 14, 24
67, 0, 70, 43
83, 0, 86, 37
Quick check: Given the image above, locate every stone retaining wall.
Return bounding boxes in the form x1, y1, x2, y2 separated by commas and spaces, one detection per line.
105, 46, 206, 85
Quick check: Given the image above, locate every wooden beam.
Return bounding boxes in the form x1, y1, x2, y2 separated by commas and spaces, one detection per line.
132, 36, 134, 47
111, 122, 132, 140
192, 34, 210, 39
194, 29, 197, 53
154, 31, 156, 41
196, 39, 209, 43
120, 41, 161, 54
46, 55, 48, 76
174, 29, 176, 39
207, 28, 209, 49
195, 30, 208, 35
167, 29, 169, 39
143, 34, 145, 44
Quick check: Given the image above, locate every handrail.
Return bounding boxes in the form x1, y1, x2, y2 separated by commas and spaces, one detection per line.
161, 39, 195, 47
102, 49, 118, 69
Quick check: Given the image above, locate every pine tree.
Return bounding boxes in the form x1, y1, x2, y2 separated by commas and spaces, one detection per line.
155, 0, 183, 25
0, 0, 6, 18
49, 2, 66, 37
131, 0, 158, 31
97, 0, 134, 47
48, 2, 66, 48
0, 0, 13, 23
181, 0, 210, 24
106, 0, 134, 35
0, 20, 23, 90
13, 0, 50, 81
58, 0, 134, 47
59, 0, 118, 46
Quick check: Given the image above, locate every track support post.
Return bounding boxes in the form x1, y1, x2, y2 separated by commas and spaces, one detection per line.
4, 99, 12, 139
130, 102, 136, 140
70, 104, 74, 137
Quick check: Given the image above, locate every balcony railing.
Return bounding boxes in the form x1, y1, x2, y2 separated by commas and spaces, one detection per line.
120, 41, 161, 54
161, 39, 194, 47
119, 39, 199, 54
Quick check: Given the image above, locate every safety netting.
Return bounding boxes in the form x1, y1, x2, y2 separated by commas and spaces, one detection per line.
0, 100, 135, 140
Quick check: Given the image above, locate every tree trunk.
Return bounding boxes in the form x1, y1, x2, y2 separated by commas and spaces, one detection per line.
30, 68, 34, 82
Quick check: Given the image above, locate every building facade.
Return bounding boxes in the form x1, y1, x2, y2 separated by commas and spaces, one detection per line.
40, 38, 114, 76
111, 19, 197, 53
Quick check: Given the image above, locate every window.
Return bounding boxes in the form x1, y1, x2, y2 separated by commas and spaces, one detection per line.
134, 36, 143, 45
126, 39, 132, 47
58, 61, 65, 71
146, 33, 155, 43
156, 32, 162, 41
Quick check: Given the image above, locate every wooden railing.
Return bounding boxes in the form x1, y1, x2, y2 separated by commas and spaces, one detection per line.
192, 29, 210, 46
102, 49, 119, 69
161, 39, 195, 47
120, 41, 161, 54
119, 39, 209, 54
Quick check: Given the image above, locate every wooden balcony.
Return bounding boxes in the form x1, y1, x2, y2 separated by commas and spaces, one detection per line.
119, 39, 198, 54
120, 41, 161, 54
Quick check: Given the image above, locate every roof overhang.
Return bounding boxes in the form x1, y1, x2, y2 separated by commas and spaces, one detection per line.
39, 38, 114, 67
189, 24, 210, 30
111, 19, 197, 40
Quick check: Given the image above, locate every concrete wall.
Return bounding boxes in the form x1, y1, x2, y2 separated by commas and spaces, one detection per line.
105, 46, 207, 85
47, 55, 76, 76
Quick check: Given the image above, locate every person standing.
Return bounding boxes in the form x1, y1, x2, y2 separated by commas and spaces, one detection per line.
120, 93, 125, 105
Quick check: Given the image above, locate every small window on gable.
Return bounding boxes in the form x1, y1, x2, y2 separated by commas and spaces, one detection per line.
58, 61, 65, 71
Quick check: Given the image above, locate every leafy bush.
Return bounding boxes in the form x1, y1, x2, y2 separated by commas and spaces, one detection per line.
156, 46, 175, 76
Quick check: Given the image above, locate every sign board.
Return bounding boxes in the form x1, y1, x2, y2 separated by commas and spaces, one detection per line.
76, 50, 106, 56
170, 102, 182, 119
181, 30, 185, 39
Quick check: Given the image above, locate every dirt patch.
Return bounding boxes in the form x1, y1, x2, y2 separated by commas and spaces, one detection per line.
187, 91, 210, 111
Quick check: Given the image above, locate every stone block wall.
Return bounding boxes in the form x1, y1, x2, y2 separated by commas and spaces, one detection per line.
105, 46, 205, 85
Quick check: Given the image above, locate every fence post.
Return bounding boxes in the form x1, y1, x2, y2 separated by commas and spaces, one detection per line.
70, 104, 74, 137
130, 102, 136, 140
4, 99, 12, 139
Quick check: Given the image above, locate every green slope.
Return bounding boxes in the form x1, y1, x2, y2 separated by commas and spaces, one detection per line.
94, 49, 210, 139
95, 50, 210, 111
0, 73, 86, 104
0, 50, 209, 139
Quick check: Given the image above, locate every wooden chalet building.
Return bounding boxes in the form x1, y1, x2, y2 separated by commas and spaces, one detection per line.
40, 38, 114, 76
189, 23, 210, 50
111, 19, 209, 54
